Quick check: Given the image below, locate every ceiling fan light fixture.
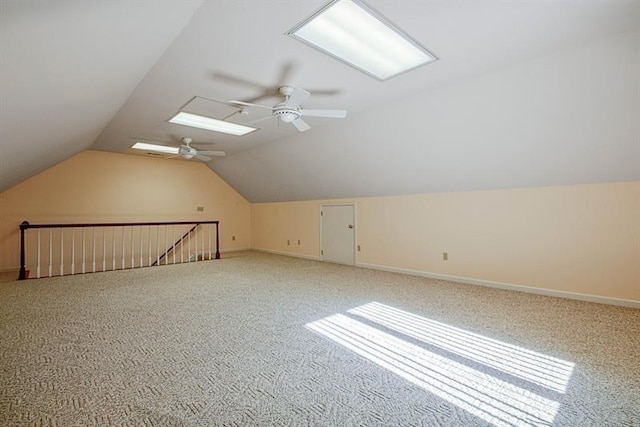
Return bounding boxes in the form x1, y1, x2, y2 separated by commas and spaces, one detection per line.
275, 110, 299, 123
287, 0, 437, 81
169, 111, 256, 136
131, 142, 179, 155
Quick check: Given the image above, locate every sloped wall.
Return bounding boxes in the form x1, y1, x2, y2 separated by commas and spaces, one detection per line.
0, 150, 250, 270
251, 182, 640, 304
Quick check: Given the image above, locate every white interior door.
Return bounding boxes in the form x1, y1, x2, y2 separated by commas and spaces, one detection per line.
321, 204, 355, 265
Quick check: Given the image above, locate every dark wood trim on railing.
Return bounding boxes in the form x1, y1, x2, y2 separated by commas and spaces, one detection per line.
18, 220, 220, 280
19, 220, 219, 229
215, 222, 220, 259
151, 224, 199, 266
19, 221, 28, 280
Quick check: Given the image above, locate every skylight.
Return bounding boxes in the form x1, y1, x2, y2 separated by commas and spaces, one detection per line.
169, 111, 256, 136
287, 0, 437, 81
131, 142, 179, 155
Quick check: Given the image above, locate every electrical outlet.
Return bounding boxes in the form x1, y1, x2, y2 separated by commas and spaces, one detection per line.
297, 240, 300, 245
357, 245, 361, 252
232, 235, 236, 241
287, 240, 290, 246
196, 206, 204, 212
443, 252, 448, 261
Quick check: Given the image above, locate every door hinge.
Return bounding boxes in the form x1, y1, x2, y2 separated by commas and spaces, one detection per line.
321, 250, 323, 255
321, 211, 323, 216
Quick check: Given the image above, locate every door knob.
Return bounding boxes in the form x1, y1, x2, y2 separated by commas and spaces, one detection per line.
348, 224, 353, 229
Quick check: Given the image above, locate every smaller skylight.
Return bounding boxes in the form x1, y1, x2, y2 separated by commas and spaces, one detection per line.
131, 142, 179, 155
287, 0, 437, 81
169, 111, 256, 136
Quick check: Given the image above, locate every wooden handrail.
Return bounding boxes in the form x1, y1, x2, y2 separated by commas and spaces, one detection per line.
19, 220, 219, 229
18, 220, 220, 280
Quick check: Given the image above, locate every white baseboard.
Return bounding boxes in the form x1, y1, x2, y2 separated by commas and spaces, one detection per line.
252, 247, 321, 261
220, 247, 251, 254
192, 247, 251, 260
356, 262, 640, 309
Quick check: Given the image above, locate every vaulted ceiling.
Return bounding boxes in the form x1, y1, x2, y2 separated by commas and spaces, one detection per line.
1, 1, 638, 202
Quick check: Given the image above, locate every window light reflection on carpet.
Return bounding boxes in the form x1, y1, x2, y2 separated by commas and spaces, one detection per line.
306, 303, 575, 427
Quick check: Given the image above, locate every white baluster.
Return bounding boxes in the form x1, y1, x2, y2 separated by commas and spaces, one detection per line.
208, 224, 212, 260
195, 225, 198, 262
156, 226, 159, 266
131, 226, 134, 268
82, 228, 86, 274
173, 226, 176, 264
92, 227, 96, 273
60, 229, 64, 276
71, 228, 75, 275
112, 227, 116, 271
188, 230, 191, 263
122, 226, 125, 269
37, 229, 41, 278
48, 229, 52, 277
102, 228, 106, 272
164, 225, 168, 265
148, 226, 152, 266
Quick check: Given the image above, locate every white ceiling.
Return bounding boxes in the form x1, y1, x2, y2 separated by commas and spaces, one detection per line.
1, 1, 639, 201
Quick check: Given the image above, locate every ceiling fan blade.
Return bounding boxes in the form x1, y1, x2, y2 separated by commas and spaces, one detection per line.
291, 118, 311, 132
300, 109, 347, 118
195, 153, 213, 162
228, 100, 273, 110
306, 88, 341, 96
276, 61, 295, 86
198, 150, 226, 157
287, 87, 311, 108
211, 71, 278, 102
191, 142, 218, 146
245, 115, 275, 126
212, 71, 269, 91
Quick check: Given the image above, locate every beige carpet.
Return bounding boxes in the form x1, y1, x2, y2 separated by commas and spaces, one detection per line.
1, 251, 638, 426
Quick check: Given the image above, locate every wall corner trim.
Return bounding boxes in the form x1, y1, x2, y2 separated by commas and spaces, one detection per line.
356, 262, 640, 309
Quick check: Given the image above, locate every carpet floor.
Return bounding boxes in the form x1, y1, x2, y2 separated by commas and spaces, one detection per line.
1, 251, 638, 426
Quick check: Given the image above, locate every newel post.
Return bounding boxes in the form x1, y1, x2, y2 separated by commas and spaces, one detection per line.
215, 222, 221, 259
18, 221, 29, 280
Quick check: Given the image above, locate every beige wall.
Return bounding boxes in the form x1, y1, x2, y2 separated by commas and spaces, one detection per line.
251, 182, 640, 302
251, 201, 320, 259
0, 150, 250, 270
2, 152, 637, 303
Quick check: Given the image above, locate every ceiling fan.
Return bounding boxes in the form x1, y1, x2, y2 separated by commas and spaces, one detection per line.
228, 86, 347, 132
177, 137, 225, 161
212, 61, 340, 105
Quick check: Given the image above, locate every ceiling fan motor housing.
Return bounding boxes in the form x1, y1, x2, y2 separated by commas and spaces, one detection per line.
178, 145, 196, 158
274, 104, 300, 123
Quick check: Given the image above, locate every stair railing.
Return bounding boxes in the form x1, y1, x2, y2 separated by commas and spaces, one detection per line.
18, 220, 220, 280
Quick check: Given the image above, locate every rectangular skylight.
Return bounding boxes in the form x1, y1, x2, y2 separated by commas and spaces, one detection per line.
169, 111, 256, 136
131, 142, 179, 155
287, 0, 437, 81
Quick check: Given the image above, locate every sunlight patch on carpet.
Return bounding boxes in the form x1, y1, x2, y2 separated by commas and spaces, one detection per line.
306, 303, 575, 427
349, 302, 574, 393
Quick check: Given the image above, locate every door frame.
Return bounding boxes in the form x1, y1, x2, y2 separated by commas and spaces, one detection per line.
320, 203, 356, 265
